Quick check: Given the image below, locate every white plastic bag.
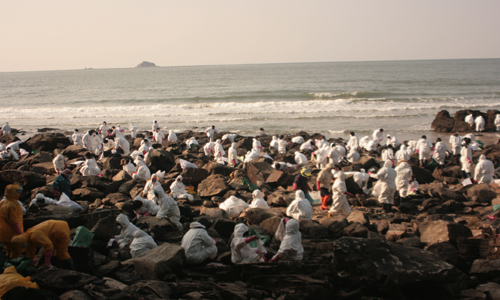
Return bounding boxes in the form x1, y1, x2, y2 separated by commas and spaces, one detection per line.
57, 193, 83, 212
179, 158, 198, 169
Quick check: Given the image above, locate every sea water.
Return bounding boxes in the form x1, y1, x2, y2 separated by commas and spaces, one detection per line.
1, 59, 499, 141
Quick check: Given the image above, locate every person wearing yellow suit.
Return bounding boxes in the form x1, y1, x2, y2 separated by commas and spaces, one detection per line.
0, 184, 24, 258
11, 220, 75, 270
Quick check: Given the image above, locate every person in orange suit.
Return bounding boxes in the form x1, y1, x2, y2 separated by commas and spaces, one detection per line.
0, 184, 24, 258
11, 220, 74, 270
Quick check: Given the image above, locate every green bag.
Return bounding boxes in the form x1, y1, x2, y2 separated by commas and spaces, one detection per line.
247, 228, 270, 248
476, 140, 484, 150
69, 226, 95, 247
242, 177, 259, 192
427, 159, 439, 168
5, 256, 36, 277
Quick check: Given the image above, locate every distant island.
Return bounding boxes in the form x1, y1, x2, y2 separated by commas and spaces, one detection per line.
136, 61, 157, 68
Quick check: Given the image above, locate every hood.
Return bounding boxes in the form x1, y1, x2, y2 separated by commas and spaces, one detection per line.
231, 142, 237, 149
216, 139, 222, 145
133, 230, 148, 238
398, 161, 410, 168
360, 168, 366, 173
4, 184, 21, 202
335, 171, 346, 181
227, 195, 240, 203
479, 154, 486, 161
295, 190, 305, 201
383, 160, 392, 168
272, 136, 278, 140
189, 221, 206, 229
36, 193, 45, 200
116, 214, 130, 227
134, 195, 144, 201
286, 219, 300, 235
400, 145, 407, 150
252, 190, 262, 199
176, 175, 183, 181
234, 223, 249, 238
169, 130, 174, 134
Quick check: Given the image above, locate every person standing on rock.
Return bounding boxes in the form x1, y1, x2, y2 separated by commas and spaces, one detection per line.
475, 115, 485, 132
11, 220, 75, 270
381, 145, 395, 166
52, 169, 73, 200
449, 133, 462, 155
205, 125, 220, 143
153, 128, 165, 145
0, 184, 24, 259
72, 129, 83, 146
1, 122, 11, 135
317, 163, 335, 210
152, 120, 159, 133
98, 121, 109, 139
346, 132, 359, 151
465, 114, 474, 127
474, 154, 494, 184
460, 138, 473, 178
328, 171, 353, 218
369, 160, 397, 213
373, 128, 384, 145
293, 168, 314, 205
394, 161, 413, 204
228, 142, 239, 167
277, 135, 289, 154
129, 123, 137, 139
52, 153, 67, 174
181, 218, 217, 265
415, 135, 433, 167
432, 138, 448, 167
80, 152, 101, 176
167, 130, 177, 143
495, 114, 500, 132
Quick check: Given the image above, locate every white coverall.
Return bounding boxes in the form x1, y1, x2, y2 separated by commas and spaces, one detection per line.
52, 154, 66, 174
465, 114, 474, 126
219, 196, 249, 219
167, 130, 177, 143
123, 162, 136, 176
181, 222, 217, 264
277, 138, 288, 154
80, 158, 101, 176
203, 142, 215, 157
249, 190, 270, 209
130, 230, 157, 258
449, 135, 462, 155
286, 190, 313, 220
328, 145, 341, 165
395, 145, 410, 162
153, 130, 165, 144
475, 116, 485, 132
129, 124, 137, 139
155, 188, 182, 230
433, 141, 448, 165
29, 193, 58, 207
373, 129, 383, 143
495, 115, 500, 131
133, 196, 159, 216
99, 123, 109, 138
115, 136, 130, 155
460, 145, 473, 173
353, 169, 369, 193
222, 134, 237, 143
346, 148, 360, 163
170, 175, 194, 201
72, 132, 83, 146
205, 127, 220, 142
415, 138, 433, 162
273, 219, 303, 261
370, 160, 397, 205
474, 154, 494, 184
1, 123, 11, 135
143, 177, 163, 200
252, 138, 262, 151
214, 139, 225, 159
132, 158, 151, 181
228, 143, 238, 167
299, 139, 313, 152
115, 214, 141, 249
231, 223, 266, 264
329, 171, 351, 217
294, 152, 308, 165
291, 136, 304, 144
347, 134, 359, 150
394, 161, 412, 198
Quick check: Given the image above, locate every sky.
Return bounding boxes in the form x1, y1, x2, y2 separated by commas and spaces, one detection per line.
1, 0, 499, 72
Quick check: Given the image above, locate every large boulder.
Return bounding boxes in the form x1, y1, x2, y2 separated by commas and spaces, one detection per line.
181, 167, 209, 187
25, 133, 72, 152
61, 145, 88, 159
466, 184, 496, 204
0, 170, 46, 192
243, 208, 283, 225
198, 174, 230, 197
298, 219, 329, 238
30, 268, 100, 294
411, 166, 435, 184
267, 190, 293, 207
202, 161, 234, 177
418, 220, 472, 246
146, 149, 175, 174
136, 215, 178, 238
431, 110, 455, 133
122, 243, 185, 280
332, 237, 468, 297
470, 259, 500, 281
320, 216, 349, 239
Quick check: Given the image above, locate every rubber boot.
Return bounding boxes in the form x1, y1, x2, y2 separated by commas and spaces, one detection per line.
321, 195, 331, 210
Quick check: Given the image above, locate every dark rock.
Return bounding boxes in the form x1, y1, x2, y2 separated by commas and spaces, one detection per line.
136, 216, 177, 238
181, 167, 209, 187
2, 287, 59, 300
198, 174, 230, 197
343, 222, 369, 238
102, 193, 131, 206
425, 241, 461, 268
242, 208, 283, 225
212, 219, 237, 237
61, 145, 88, 159
466, 184, 496, 204
298, 219, 329, 238
93, 260, 122, 278
99, 156, 122, 171
411, 166, 435, 184
122, 243, 184, 280
146, 149, 175, 174
30, 268, 100, 294
470, 259, 500, 281
0, 170, 46, 192
267, 190, 293, 207
59, 290, 94, 300
90, 214, 121, 242
203, 161, 234, 177
418, 220, 473, 246
260, 216, 282, 236
25, 133, 72, 152
476, 282, 500, 300
431, 110, 455, 132
346, 209, 370, 226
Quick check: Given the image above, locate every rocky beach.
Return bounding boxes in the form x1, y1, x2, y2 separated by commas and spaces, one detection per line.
2, 109, 500, 299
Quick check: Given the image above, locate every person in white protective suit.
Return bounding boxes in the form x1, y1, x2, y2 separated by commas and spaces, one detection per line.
132, 195, 159, 217
219, 195, 249, 219
115, 135, 130, 155
93, 132, 104, 156
181, 218, 217, 264
121, 158, 136, 176
449, 133, 462, 155
415, 135, 433, 166
286, 190, 313, 220
328, 143, 341, 165
299, 139, 314, 153
167, 130, 177, 143
249, 190, 270, 209
152, 120, 159, 133
347, 132, 359, 150
291, 136, 305, 144
269, 136, 279, 150
269, 218, 303, 262
373, 128, 384, 145
132, 156, 151, 181
142, 174, 162, 200
222, 133, 237, 143
432, 137, 448, 166
386, 135, 400, 148
72, 129, 83, 146
52, 154, 67, 174
346, 148, 360, 163
475, 115, 485, 132
80, 152, 101, 176
115, 214, 141, 249
409, 177, 419, 194
328, 171, 353, 217
170, 175, 194, 201
138, 139, 152, 155
358, 136, 370, 150
102, 138, 115, 152
112, 125, 125, 138
98, 121, 109, 138
381, 145, 395, 165
231, 223, 267, 264
495, 114, 500, 132
82, 130, 95, 153
153, 128, 165, 145
353, 169, 370, 193
474, 154, 494, 184
228, 142, 239, 167
394, 161, 412, 200
185, 137, 199, 150
336, 144, 346, 160
213, 139, 225, 160
252, 137, 263, 151
203, 141, 215, 157
154, 187, 183, 230
1, 122, 11, 135
130, 230, 157, 258
205, 125, 220, 142
277, 135, 289, 154
365, 139, 377, 152
294, 151, 308, 165
465, 114, 474, 126
314, 137, 328, 150
0, 147, 18, 160
129, 123, 137, 139
370, 160, 397, 213
29, 193, 58, 208
6, 141, 22, 152
314, 144, 329, 169
395, 143, 410, 162
461, 138, 473, 178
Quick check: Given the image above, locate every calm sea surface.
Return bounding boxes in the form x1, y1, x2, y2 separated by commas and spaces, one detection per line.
1, 59, 499, 141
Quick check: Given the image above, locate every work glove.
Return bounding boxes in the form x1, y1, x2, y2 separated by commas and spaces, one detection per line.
44, 251, 53, 267
316, 182, 321, 191
12, 223, 22, 236
344, 192, 354, 197
415, 150, 419, 154
143, 212, 151, 216
269, 255, 279, 263
244, 235, 259, 243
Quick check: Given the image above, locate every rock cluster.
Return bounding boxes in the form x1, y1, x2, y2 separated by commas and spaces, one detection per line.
2, 128, 500, 299
431, 109, 500, 132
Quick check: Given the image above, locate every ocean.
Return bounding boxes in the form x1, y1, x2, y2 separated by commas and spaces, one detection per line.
1, 59, 500, 142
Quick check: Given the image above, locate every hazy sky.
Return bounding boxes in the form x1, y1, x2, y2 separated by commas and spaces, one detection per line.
1, 0, 499, 72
